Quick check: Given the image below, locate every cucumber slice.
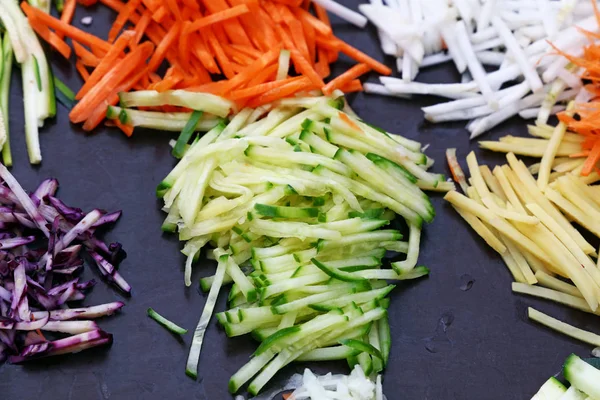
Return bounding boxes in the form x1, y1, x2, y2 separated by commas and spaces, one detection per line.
147, 308, 188, 335
311, 258, 369, 283
339, 339, 384, 361
119, 90, 233, 117
532, 378, 568, 400
296, 345, 361, 361
563, 354, 600, 399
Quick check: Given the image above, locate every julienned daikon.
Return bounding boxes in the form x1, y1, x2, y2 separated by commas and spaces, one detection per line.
157, 93, 451, 394
359, 0, 595, 137
0, 0, 55, 164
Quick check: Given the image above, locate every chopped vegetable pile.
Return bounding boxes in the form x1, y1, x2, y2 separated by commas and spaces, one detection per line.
359, 0, 600, 138
532, 354, 600, 400
0, 163, 130, 364
445, 148, 600, 349
157, 93, 451, 394
24, 0, 390, 137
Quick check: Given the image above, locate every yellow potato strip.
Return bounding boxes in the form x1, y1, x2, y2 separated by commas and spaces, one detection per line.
512, 283, 599, 316
535, 271, 583, 298
528, 307, 600, 347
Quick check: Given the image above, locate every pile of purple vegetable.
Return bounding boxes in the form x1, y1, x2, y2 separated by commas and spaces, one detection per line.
0, 164, 131, 364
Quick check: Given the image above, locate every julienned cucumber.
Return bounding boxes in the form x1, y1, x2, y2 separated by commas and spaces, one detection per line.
531, 355, 600, 400
157, 93, 449, 394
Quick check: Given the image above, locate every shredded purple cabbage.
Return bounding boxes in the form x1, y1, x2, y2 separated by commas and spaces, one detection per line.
0, 168, 130, 364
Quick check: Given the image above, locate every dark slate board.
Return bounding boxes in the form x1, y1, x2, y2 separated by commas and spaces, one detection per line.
0, 2, 597, 399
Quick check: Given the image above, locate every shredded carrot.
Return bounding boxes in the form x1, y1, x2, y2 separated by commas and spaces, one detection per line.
339, 112, 363, 133
76, 31, 135, 100
28, 0, 390, 133
339, 79, 363, 93
29, 14, 72, 59
58, 0, 77, 40
75, 60, 91, 81
71, 42, 154, 123
322, 63, 370, 95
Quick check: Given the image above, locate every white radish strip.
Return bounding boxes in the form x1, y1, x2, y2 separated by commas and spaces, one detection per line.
363, 83, 411, 99
455, 21, 498, 108
557, 68, 582, 88
471, 26, 497, 43
440, 22, 467, 72
312, 0, 367, 28
537, 0, 557, 38
476, 51, 505, 66
543, 54, 576, 83
575, 87, 594, 103
472, 37, 504, 53
381, 78, 476, 93
491, 16, 544, 92
453, 0, 474, 23
477, 0, 496, 31
421, 53, 453, 67
519, 105, 565, 120
469, 92, 546, 138
518, 25, 546, 41
359, 5, 422, 41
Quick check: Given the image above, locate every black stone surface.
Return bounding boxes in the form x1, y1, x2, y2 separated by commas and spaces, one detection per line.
0, 2, 597, 399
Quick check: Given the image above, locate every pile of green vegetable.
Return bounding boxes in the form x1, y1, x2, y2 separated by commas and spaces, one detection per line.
156, 93, 452, 394
532, 354, 600, 400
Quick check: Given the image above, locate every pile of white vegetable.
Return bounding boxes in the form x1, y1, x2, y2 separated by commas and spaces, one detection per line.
235, 365, 386, 400
355, 0, 600, 138
156, 92, 452, 394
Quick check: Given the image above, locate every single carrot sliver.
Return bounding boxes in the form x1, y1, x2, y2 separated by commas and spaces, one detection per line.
188, 4, 250, 32
108, 0, 142, 43
29, 15, 72, 59
290, 49, 325, 88
322, 63, 370, 95
248, 76, 314, 108
230, 76, 304, 100
147, 23, 181, 73
57, 0, 76, 40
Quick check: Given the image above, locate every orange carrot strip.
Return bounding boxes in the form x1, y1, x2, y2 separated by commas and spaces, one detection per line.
76, 30, 135, 100
108, 0, 142, 43
202, 0, 252, 46
179, 21, 193, 68
71, 42, 154, 123
273, 23, 297, 52
330, 38, 392, 76
339, 112, 363, 132
75, 60, 91, 81
219, 47, 281, 93
166, 0, 182, 21
314, 3, 331, 27
247, 64, 278, 87
229, 76, 304, 100
322, 63, 371, 95
28, 15, 72, 59
133, 9, 153, 45
147, 23, 181, 72
187, 81, 229, 94
297, 9, 316, 64
187, 4, 250, 32
280, 6, 310, 61
272, 0, 302, 5
73, 42, 100, 66
296, 7, 331, 36
205, 26, 236, 79
223, 45, 255, 65
582, 140, 600, 176
290, 49, 325, 88
315, 48, 331, 78
339, 79, 363, 93
152, 5, 168, 23
22, 2, 112, 52
57, 0, 77, 39
113, 118, 134, 137
230, 44, 262, 59
248, 76, 314, 107
569, 151, 591, 158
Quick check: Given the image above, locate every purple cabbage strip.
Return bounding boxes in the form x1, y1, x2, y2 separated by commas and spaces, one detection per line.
47, 196, 85, 223
0, 316, 14, 329
10, 264, 28, 321
13, 312, 49, 331
88, 251, 132, 294
0, 286, 11, 302
54, 209, 102, 255
32, 179, 59, 207
0, 164, 50, 237
41, 320, 99, 335
92, 211, 122, 228
0, 186, 19, 205
0, 236, 36, 250
32, 302, 125, 321
9, 329, 113, 363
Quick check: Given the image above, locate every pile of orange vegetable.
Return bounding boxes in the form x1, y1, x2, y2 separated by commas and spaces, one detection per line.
22, 0, 391, 136
552, 3, 600, 177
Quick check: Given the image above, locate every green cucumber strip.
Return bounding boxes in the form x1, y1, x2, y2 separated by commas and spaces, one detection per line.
47, 66, 56, 118
563, 354, 600, 399
311, 258, 368, 283
173, 110, 203, 159
377, 314, 391, 365
338, 339, 384, 361
54, 76, 75, 101
147, 307, 188, 335
296, 345, 361, 362
254, 203, 319, 219
254, 326, 300, 355
1, 33, 13, 167
32, 55, 42, 92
